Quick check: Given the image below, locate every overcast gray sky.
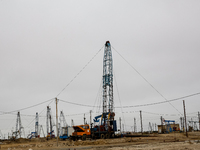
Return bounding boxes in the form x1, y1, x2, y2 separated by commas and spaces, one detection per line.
0, 0, 200, 138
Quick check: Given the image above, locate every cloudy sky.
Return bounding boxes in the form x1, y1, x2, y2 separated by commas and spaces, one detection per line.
0, 0, 200, 138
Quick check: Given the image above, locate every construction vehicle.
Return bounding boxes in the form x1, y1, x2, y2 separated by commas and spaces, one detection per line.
70, 124, 90, 141
71, 116, 117, 140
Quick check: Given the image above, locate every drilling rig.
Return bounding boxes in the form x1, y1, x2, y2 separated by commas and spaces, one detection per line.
71, 41, 117, 140
91, 41, 117, 139
12, 112, 24, 139
102, 41, 114, 122
27, 112, 39, 139
59, 111, 74, 140
46, 106, 55, 138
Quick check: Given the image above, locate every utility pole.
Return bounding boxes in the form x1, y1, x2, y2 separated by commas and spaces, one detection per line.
35, 112, 39, 137
56, 98, 58, 147
84, 114, 85, 124
90, 110, 92, 127
183, 100, 188, 137
198, 112, 200, 130
183, 117, 185, 132
161, 116, 163, 133
134, 118, 137, 133
152, 123, 154, 132
58, 123, 61, 137
119, 117, 121, 135
180, 117, 183, 131
46, 106, 49, 137
191, 118, 194, 130
71, 119, 74, 126
122, 124, 124, 134
140, 110, 143, 134
149, 122, 152, 133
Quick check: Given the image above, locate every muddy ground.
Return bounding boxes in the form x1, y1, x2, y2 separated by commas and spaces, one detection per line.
0, 132, 200, 150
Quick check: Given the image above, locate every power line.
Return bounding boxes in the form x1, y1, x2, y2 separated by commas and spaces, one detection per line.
59, 99, 94, 107
56, 46, 104, 97
0, 112, 45, 117
115, 92, 200, 108
25, 99, 54, 129
1, 92, 199, 117
59, 92, 200, 109
0, 98, 54, 115
65, 112, 90, 117
112, 46, 182, 114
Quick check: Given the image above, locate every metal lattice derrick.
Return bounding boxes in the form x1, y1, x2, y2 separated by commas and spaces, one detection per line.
59, 111, 68, 136
46, 106, 54, 138
60, 111, 67, 127
15, 112, 23, 138
39, 125, 45, 137
102, 41, 114, 124
46, 106, 51, 136
103, 87, 107, 114
35, 112, 39, 137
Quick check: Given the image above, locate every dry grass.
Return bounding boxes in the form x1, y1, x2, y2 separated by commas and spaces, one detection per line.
0, 132, 200, 150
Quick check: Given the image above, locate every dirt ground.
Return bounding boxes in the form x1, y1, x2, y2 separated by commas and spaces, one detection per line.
1, 132, 200, 150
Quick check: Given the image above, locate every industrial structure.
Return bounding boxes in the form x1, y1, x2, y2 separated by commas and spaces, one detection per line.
59, 111, 67, 137
188, 119, 199, 131
1, 41, 200, 142
102, 41, 114, 119
39, 125, 45, 137
46, 106, 55, 138
35, 112, 39, 137
92, 41, 117, 138
59, 111, 73, 139
27, 112, 40, 139
12, 112, 24, 139
71, 41, 117, 140
158, 120, 180, 133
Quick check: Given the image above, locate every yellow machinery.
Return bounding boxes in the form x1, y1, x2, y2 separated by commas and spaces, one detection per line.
71, 124, 91, 140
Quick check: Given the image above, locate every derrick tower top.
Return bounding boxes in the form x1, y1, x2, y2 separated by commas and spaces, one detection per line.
103, 41, 113, 114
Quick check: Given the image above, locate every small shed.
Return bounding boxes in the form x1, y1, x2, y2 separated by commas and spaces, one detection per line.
158, 124, 180, 133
